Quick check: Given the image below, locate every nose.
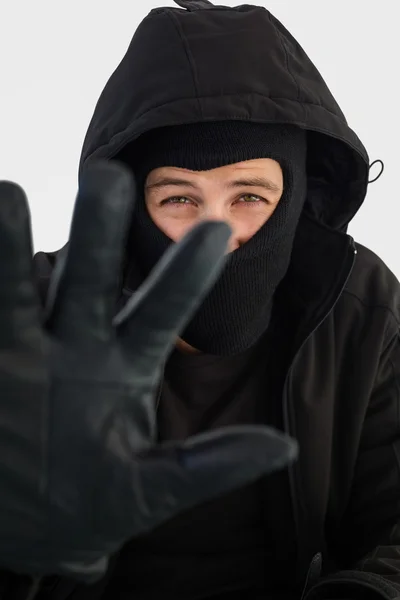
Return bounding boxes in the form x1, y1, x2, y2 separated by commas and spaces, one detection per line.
201, 205, 241, 253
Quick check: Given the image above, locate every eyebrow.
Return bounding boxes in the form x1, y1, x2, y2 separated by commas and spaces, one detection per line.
146, 176, 282, 194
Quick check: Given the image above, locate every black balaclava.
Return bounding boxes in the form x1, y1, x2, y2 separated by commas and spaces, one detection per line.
122, 121, 307, 356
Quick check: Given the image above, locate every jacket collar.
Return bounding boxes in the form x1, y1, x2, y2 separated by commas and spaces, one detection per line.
278, 214, 356, 350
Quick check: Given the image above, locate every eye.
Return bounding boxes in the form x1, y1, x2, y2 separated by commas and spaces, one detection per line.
236, 194, 266, 205
160, 196, 194, 206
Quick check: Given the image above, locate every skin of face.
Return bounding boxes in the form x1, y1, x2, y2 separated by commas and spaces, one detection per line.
144, 158, 284, 353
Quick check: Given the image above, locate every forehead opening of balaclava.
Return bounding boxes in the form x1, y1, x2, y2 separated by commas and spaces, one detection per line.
120, 121, 307, 355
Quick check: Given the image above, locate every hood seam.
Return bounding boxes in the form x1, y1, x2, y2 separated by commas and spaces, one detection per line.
118, 92, 349, 126
268, 11, 302, 109
166, 10, 204, 119
86, 92, 367, 165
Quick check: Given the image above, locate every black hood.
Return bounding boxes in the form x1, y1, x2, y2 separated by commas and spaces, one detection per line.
79, 0, 369, 233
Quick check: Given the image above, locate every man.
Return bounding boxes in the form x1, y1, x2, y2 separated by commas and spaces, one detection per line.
2, 0, 400, 598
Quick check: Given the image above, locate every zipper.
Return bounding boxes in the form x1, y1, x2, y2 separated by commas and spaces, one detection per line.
155, 366, 164, 413
300, 553, 322, 600
283, 236, 357, 586
155, 367, 165, 439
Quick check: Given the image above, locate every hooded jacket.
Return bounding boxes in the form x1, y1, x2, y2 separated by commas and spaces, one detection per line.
5, 1, 400, 599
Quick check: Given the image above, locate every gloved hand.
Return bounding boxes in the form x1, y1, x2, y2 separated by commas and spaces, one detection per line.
0, 161, 297, 583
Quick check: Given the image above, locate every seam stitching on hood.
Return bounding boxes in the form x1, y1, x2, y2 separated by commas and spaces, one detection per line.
166, 10, 204, 119
133, 92, 345, 123
91, 91, 366, 165
268, 12, 304, 115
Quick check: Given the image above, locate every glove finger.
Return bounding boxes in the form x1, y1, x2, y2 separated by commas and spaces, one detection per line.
0, 181, 41, 350
49, 161, 134, 343
115, 220, 230, 366
105, 425, 297, 537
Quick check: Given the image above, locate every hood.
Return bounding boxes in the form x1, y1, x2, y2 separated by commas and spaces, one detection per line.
79, 0, 369, 233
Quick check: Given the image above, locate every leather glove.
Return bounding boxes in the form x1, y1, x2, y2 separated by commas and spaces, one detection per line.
0, 161, 297, 583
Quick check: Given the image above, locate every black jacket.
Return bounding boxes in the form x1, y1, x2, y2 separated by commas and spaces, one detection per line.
4, 1, 400, 599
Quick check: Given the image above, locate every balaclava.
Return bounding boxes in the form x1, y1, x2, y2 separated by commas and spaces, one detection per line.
122, 121, 307, 356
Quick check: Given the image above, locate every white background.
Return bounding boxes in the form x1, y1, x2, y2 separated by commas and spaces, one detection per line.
1, 1, 398, 278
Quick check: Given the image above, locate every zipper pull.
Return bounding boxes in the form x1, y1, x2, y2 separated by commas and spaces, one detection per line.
174, 0, 214, 9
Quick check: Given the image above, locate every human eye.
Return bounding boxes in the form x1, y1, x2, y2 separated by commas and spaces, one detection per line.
236, 194, 266, 205
160, 196, 194, 206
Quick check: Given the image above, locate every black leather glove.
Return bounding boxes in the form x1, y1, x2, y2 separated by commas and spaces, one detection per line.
0, 161, 297, 584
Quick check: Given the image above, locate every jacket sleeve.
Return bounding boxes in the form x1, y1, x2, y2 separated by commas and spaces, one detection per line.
307, 327, 400, 600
